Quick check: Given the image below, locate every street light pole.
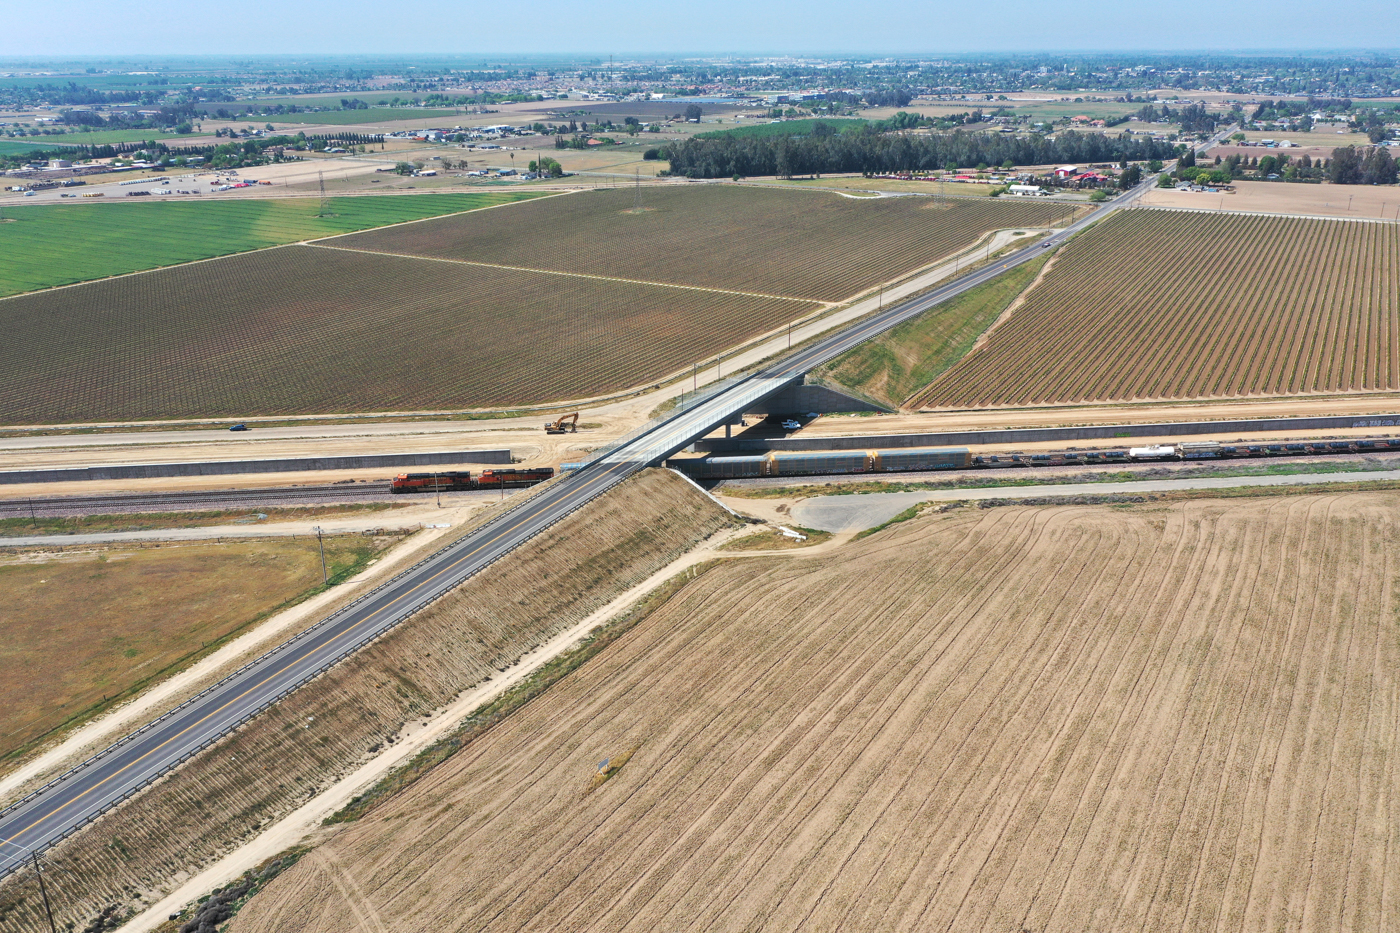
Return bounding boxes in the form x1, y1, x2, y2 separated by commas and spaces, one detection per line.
32, 851, 57, 933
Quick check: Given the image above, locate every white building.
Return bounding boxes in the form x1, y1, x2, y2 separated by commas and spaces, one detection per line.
1008, 184, 1050, 197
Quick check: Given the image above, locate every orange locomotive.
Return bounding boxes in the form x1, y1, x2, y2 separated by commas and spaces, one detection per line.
390, 467, 554, 494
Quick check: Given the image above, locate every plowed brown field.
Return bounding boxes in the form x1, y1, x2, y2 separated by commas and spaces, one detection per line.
330, 185, 1069, 302
916, 209, 1400, 408
232, 491, 1400, 933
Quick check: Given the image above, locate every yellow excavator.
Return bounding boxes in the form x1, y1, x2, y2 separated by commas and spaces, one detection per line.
544, 412, 579, 435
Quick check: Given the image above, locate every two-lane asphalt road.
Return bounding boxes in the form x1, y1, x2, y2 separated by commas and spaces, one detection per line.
0, 171, 1160, 877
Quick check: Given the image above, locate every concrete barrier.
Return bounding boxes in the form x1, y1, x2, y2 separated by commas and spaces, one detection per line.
0, 450, 512, 485
695, 414, 1400, 454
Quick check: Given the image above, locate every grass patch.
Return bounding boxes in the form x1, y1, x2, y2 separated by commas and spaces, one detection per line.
719, 525, 832, 550
324, 559, 720, 824
0, 532, 402, 764
586, 743, 642, 795
814, 254, 1047, 409
0, 190, 541, 297
972, 477, 1400, 510
152, 848, 309, 933
0, 502, 404, 538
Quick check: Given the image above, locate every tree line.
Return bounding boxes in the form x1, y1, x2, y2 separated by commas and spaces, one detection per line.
664, 130, 1177, 179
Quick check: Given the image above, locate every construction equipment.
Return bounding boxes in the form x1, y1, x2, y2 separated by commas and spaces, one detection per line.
545, 412, 579, 434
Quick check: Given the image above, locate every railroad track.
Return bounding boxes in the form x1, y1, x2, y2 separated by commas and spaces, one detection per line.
0, 482, 399, 519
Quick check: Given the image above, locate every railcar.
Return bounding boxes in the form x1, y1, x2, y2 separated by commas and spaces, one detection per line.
476, 467, 555, 488
391, 471, 476, 493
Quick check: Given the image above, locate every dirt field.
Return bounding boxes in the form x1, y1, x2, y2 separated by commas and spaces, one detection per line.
917, 208, 1400, 408
0, 469, 735, 933
329, 184, 1069, 302
1140, 179, 1400, 220
231, 490, 1400, 933
0, 535, 387, 764
0, 242, 818, 424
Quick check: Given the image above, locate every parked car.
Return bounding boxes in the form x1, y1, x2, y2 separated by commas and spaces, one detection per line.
780, 419, 802, 430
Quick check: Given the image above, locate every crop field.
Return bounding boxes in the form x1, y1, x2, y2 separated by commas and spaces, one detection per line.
0, 535, 384, 765
230, 491, 1400, 933
332, 185, 1070, 302
0, 244, 818, 423
0, 470, 734, 933
277, 107, 457, 125
914, 209, 1400, 408
0, 191, 541, 296
6, 128, 181, 147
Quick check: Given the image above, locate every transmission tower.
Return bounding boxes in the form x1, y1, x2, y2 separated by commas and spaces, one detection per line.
633, 169, 642, 211
317, 170, 330, 216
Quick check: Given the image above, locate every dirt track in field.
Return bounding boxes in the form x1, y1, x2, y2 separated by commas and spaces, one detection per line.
232, 491, 1400, 933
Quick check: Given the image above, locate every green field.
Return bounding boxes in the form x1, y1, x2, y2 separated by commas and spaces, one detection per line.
0, 139, 58, 157
697, 118, 867, 139
0, 191, 543, 296
815, 255, 1047, 408
33, 128, 185, 146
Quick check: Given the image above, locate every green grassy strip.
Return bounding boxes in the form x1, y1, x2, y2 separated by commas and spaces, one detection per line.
153, 847, 310, 933
969, 477, 1400, 510
720, 457, 1400, 500
853, 503, 927, 539
324, 559, 720, 824
814, 255, 1047, 409
0, 190, 541, 297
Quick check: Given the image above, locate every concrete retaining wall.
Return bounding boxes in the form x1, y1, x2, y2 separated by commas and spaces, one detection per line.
696, 414, 1400, 454
0, 449, 512, 485
747, 383, 889, 416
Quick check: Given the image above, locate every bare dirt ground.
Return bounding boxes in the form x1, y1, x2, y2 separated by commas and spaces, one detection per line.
230, 489, 1400, 933
789, 393, 1400, 438
0, 470, 735, 933
1139, 180, 1400, 221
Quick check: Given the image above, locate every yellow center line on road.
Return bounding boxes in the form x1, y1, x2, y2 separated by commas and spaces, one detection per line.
2, 462, 628, 849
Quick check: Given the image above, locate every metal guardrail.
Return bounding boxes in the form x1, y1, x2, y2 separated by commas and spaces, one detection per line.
0, 468, 623, 876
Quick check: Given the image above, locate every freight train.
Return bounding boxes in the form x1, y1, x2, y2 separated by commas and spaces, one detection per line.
670, 437, 1400, 481
391, 467, 554, 493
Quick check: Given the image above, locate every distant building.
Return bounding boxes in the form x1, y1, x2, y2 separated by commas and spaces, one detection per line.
1053, 165, 1078, 177
1008, 184, 1049, 196
48, 159, 72, 168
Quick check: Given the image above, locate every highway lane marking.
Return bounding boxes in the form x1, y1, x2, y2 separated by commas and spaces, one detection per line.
1, 462, 631, 850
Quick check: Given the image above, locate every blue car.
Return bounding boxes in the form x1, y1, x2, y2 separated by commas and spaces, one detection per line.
229, 423, 249, 432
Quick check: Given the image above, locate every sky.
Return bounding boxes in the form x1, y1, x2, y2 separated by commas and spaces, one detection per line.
1, 0, 1398, 58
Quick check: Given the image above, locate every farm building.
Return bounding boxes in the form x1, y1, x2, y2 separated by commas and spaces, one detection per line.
1053, 165, 1078, 177
1008, 184, 1049, 196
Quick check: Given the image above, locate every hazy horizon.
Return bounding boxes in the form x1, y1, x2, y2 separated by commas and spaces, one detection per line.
2, 0, 1398, 59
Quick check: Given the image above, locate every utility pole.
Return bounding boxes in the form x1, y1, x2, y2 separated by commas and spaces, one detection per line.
434, 472, 441, 509
314, 527, 327, 584
32, 851, 57, 933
